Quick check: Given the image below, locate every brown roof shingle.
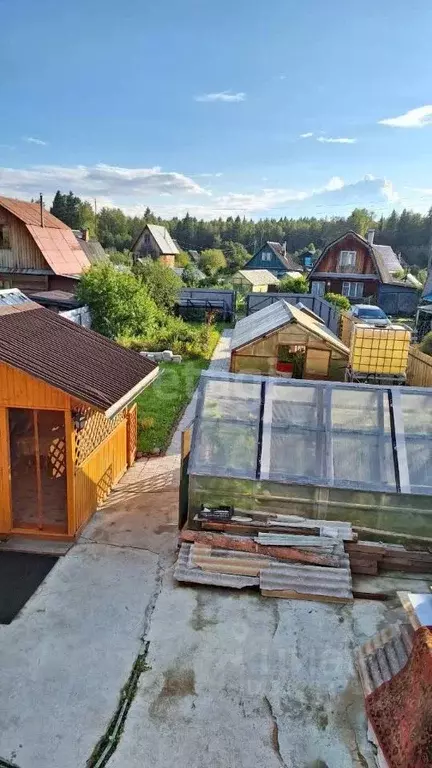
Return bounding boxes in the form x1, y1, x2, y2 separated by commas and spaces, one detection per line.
0, 305, 158, 413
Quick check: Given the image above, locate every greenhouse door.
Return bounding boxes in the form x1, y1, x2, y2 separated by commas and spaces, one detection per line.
8, 408, 68, 534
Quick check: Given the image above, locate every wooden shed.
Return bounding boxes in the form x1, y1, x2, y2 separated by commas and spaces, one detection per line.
0, 292, 158, 540
232, 269, 279, 293
230, 300, 349, 379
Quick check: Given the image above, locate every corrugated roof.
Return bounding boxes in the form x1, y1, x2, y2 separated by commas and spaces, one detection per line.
356, 624, 414, 696
0, 288, 31, 307
259, 562, 353, 601
231, 300, 292, 350
230, 299, 349, 355
0, 196, 69, 229
27, 225, 91, 276
0, 305, 158, 413
174, 543, 259, 588
235, 269, 280, 286
372, 244, 401, 274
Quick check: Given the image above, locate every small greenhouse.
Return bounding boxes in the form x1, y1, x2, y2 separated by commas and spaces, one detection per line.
187, 371, 432, 539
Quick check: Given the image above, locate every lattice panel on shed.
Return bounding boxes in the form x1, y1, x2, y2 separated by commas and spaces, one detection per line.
74, 408, 124, 466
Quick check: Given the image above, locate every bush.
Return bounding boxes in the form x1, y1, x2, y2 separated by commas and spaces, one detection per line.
324, 292, 351, 311
278, 274, 308, 293
419, 331, 432, 356
133, 260, 182, 311
118, 317, 219, 359
77, 263, 158, 339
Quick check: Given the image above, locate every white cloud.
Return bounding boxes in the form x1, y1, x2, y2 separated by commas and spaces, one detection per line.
317, 136, 357, 144
379, 105, 432, 128
0, 162, 399, 219
194, 91, 246, 103
23, 136, 48, 146
0, 163, 209, 200
324, 176, 345, 191
300, 132, 314, 138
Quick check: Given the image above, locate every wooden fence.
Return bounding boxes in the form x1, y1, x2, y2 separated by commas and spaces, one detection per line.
406, 346, 432, 387
73, 419, 127, 534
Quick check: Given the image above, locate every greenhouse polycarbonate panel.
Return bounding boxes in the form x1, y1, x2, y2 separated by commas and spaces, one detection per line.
330, 387, 392, 434
332, 433, 396, 491
191, 418, 259, 479
191, 371, 432, 496
269, 428, 325, 482
201, 378, 261, 422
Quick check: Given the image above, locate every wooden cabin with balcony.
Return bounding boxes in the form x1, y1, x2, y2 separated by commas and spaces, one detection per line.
0, 291, 158, 541
308, 229, 420, 315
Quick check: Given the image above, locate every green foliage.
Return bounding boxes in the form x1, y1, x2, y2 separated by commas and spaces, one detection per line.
76, 263, 157, 339
133, 260, 182, 312
119, 319, 219, 359
419, 332, 432, 356
182, 262, 200, 287
199, 248, 227, 276
108, 250, 133, 267
346, 208, 375, 237
324, 292, 351, 311
222, 240, 250, 272
175, 251, 190, 267
278, 274, 309, 293
50, 190, 95, 236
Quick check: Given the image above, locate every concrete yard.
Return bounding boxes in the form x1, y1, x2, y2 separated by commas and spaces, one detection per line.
0, 332, 428, 767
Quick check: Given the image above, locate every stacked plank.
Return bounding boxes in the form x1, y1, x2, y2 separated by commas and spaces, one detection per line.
174, 516, 354, 603
347, 540, 432, 576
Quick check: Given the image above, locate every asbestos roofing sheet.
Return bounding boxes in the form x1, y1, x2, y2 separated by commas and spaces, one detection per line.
174, 544, 259, 588
356, 624, 414, 696
259, 562, 352, 600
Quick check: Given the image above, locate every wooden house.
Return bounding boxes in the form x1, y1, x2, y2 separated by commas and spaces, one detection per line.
0, 291, 158, 540
242, 242, 302, 279
232, 269, 279, 293
131, 223, 179, 268
308, 230, 420, 315
0, 196, 91, 295
230, 300, 349, 379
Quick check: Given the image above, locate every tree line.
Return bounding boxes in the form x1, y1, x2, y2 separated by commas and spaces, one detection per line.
50, 190, 432, 270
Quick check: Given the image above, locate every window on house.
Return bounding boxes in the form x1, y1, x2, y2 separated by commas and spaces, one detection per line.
0, 226, 10, 249
338, 250, 356, 269
342, 281, 364, 298
261, 251, 271, 261
311, 281, 325, 296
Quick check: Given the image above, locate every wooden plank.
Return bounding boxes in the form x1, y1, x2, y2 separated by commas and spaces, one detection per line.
64, 408, 76, 537
33, 410, 43, 531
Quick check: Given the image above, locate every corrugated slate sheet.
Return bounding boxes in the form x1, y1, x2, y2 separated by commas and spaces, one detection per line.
259, 561, 353, 602
175, 543, 259, 588
0, 288, 31, 307
0, 305, 157, 412
236, 269, 279, 286
356, 624, 414, 696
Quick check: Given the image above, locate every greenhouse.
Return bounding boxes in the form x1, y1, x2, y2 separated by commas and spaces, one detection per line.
187, 371, 432, 538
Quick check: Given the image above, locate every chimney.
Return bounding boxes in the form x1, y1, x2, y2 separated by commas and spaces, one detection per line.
39, 193, 44, 227
366, 229, 375, 245
82, 228, 90, 242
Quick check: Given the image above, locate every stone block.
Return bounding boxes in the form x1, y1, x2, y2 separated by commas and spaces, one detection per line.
172, 355, 182, 363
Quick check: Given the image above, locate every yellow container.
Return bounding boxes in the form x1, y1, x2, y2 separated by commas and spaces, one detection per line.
349, 323, 411, 374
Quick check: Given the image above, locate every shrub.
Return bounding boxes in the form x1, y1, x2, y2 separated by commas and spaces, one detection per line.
278, 274, 309, 293
133, 260, 182, 312
118, 318, 219, 359
324, 292, 351, 311
419, 331, 432, 356
77, 263, 158, 339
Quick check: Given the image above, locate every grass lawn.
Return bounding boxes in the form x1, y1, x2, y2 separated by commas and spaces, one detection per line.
135, 357, 213, 455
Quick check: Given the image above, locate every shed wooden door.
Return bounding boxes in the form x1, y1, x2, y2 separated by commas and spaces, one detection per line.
8, 408, 68, 533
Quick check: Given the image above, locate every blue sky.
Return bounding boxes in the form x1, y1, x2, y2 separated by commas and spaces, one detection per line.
1, 0, 432, 219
